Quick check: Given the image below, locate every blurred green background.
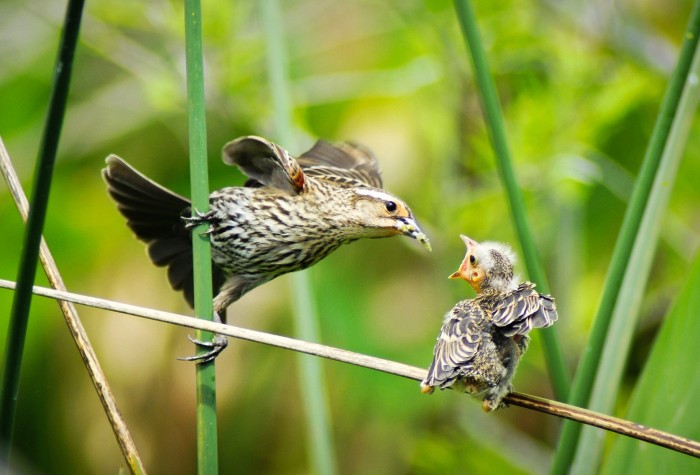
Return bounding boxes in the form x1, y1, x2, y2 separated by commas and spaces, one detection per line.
1, 0, 699, 473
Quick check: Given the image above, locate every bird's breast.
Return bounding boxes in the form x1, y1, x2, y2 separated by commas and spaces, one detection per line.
206, 187, 350, 275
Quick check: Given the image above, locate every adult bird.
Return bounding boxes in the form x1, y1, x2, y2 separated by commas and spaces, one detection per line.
420, 235, 557, 411
103, 135, 431, 362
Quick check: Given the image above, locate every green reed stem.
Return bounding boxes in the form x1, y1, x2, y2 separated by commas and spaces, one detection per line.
0, 0, 85, 463
453, 0, 570, 401
184, 1, 218, 473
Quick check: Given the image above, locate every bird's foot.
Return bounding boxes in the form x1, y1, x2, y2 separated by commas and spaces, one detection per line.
420, 381, 435, 394
178, 334, 229, 364
182, 208, 214, 230
481, 383, 513, 412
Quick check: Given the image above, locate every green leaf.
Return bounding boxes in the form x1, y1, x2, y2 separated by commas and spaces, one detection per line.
600, 252, 700, 474
571, 23, 700, 473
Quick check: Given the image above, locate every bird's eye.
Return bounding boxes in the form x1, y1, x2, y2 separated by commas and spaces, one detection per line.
469, 254, 476, 265
385, 201, 397, 212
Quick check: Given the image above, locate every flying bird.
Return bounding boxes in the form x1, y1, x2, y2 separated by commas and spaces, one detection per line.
420, 235, 557, 411
103, 135, 430, 362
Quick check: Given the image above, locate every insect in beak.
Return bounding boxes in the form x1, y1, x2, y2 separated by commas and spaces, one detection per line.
395, 217, 431, 251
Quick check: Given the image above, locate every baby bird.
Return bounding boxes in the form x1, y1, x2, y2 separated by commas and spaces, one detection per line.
420, 235, 557, 411
103, 136, 430, 362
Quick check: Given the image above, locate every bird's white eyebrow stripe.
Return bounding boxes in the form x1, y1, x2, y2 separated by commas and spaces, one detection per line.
355, 188, 396, 202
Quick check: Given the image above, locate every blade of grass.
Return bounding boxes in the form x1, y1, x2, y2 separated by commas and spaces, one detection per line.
3, 279, 700, 460
261, 1, 338, 474
551, 2, 700, 472
0, 0, 85, 462
571, 31, 700, 475
453, 0, 570, 401
184, 1, 218, 473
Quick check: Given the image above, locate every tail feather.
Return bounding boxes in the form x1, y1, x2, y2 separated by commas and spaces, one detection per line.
103, 154, 225, 308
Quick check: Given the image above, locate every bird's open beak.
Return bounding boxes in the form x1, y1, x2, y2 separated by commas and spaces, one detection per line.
449, 235, 483, 292
395, 218, 431, 251
449, 235, 474, 279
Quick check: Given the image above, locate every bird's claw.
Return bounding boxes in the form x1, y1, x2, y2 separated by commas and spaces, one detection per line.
178, 334, 229, 364
182, 209, 213, 230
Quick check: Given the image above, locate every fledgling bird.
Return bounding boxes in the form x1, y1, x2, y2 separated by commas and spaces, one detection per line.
103, 135, 431, 362
420, 235, 557, 411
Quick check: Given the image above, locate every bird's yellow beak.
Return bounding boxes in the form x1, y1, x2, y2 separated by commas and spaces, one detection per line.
448, 266, 467, 280
449, 235, 484, 293
449, 256, 473, 282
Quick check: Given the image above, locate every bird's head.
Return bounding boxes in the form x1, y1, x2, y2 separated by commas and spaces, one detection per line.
348, 188, 431, 251
449, 235, 516, 293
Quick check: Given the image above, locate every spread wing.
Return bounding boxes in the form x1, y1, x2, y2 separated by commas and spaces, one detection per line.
490, 282, 558, 336
222, 136, 308, 194
422, 300, 487, 389
295, 140, 383, 189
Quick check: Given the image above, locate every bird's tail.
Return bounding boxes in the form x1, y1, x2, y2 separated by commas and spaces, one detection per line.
102, 155, 224, 307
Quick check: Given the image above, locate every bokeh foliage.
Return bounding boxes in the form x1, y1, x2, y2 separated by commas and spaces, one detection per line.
1, 0, 699, 473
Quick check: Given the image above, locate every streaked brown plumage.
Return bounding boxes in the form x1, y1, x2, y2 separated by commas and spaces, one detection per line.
103, 135, 430, 361
420, 235, 557, 411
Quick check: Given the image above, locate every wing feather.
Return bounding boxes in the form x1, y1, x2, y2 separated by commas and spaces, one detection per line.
222, 136, 307, 194
296, 140, 383, 188
423, 301, 486, 389
490, 283, 558, 336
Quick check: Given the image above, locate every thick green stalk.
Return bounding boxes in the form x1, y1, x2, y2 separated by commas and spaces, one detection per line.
0, 0, 85, 462
184, 1, 218, 473
551, 2, 700, 473
261, 1, 338, 474
571, 31, 700, 475
453, 0, 570, 401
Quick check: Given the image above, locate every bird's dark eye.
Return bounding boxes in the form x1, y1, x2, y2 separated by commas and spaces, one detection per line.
469, 254, 476, 265
385, 201, 397, 212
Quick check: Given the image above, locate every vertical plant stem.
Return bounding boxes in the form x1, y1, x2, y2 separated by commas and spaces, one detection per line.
453, 0, 570, 401
0, 0, 85, 462
551, 2, 700, 473
261, 1, 338, 474
184, 1, 218, 473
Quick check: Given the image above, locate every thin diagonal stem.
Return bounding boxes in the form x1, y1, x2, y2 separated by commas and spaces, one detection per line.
2, 280, 699, 460
0, 0, 85, 462
184, 1, 218, 473
551, 2, 700, 473
453, 0, 570, 401
0, 140, 145, 474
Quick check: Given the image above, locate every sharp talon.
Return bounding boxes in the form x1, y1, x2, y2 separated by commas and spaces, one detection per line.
182, 209, 213, 230
178, 334, 229, 363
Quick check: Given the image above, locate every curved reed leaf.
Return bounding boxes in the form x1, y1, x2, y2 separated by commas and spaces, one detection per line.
600, 253, 700, 473
572, 34, 700, 475
552, 2, 700, 472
